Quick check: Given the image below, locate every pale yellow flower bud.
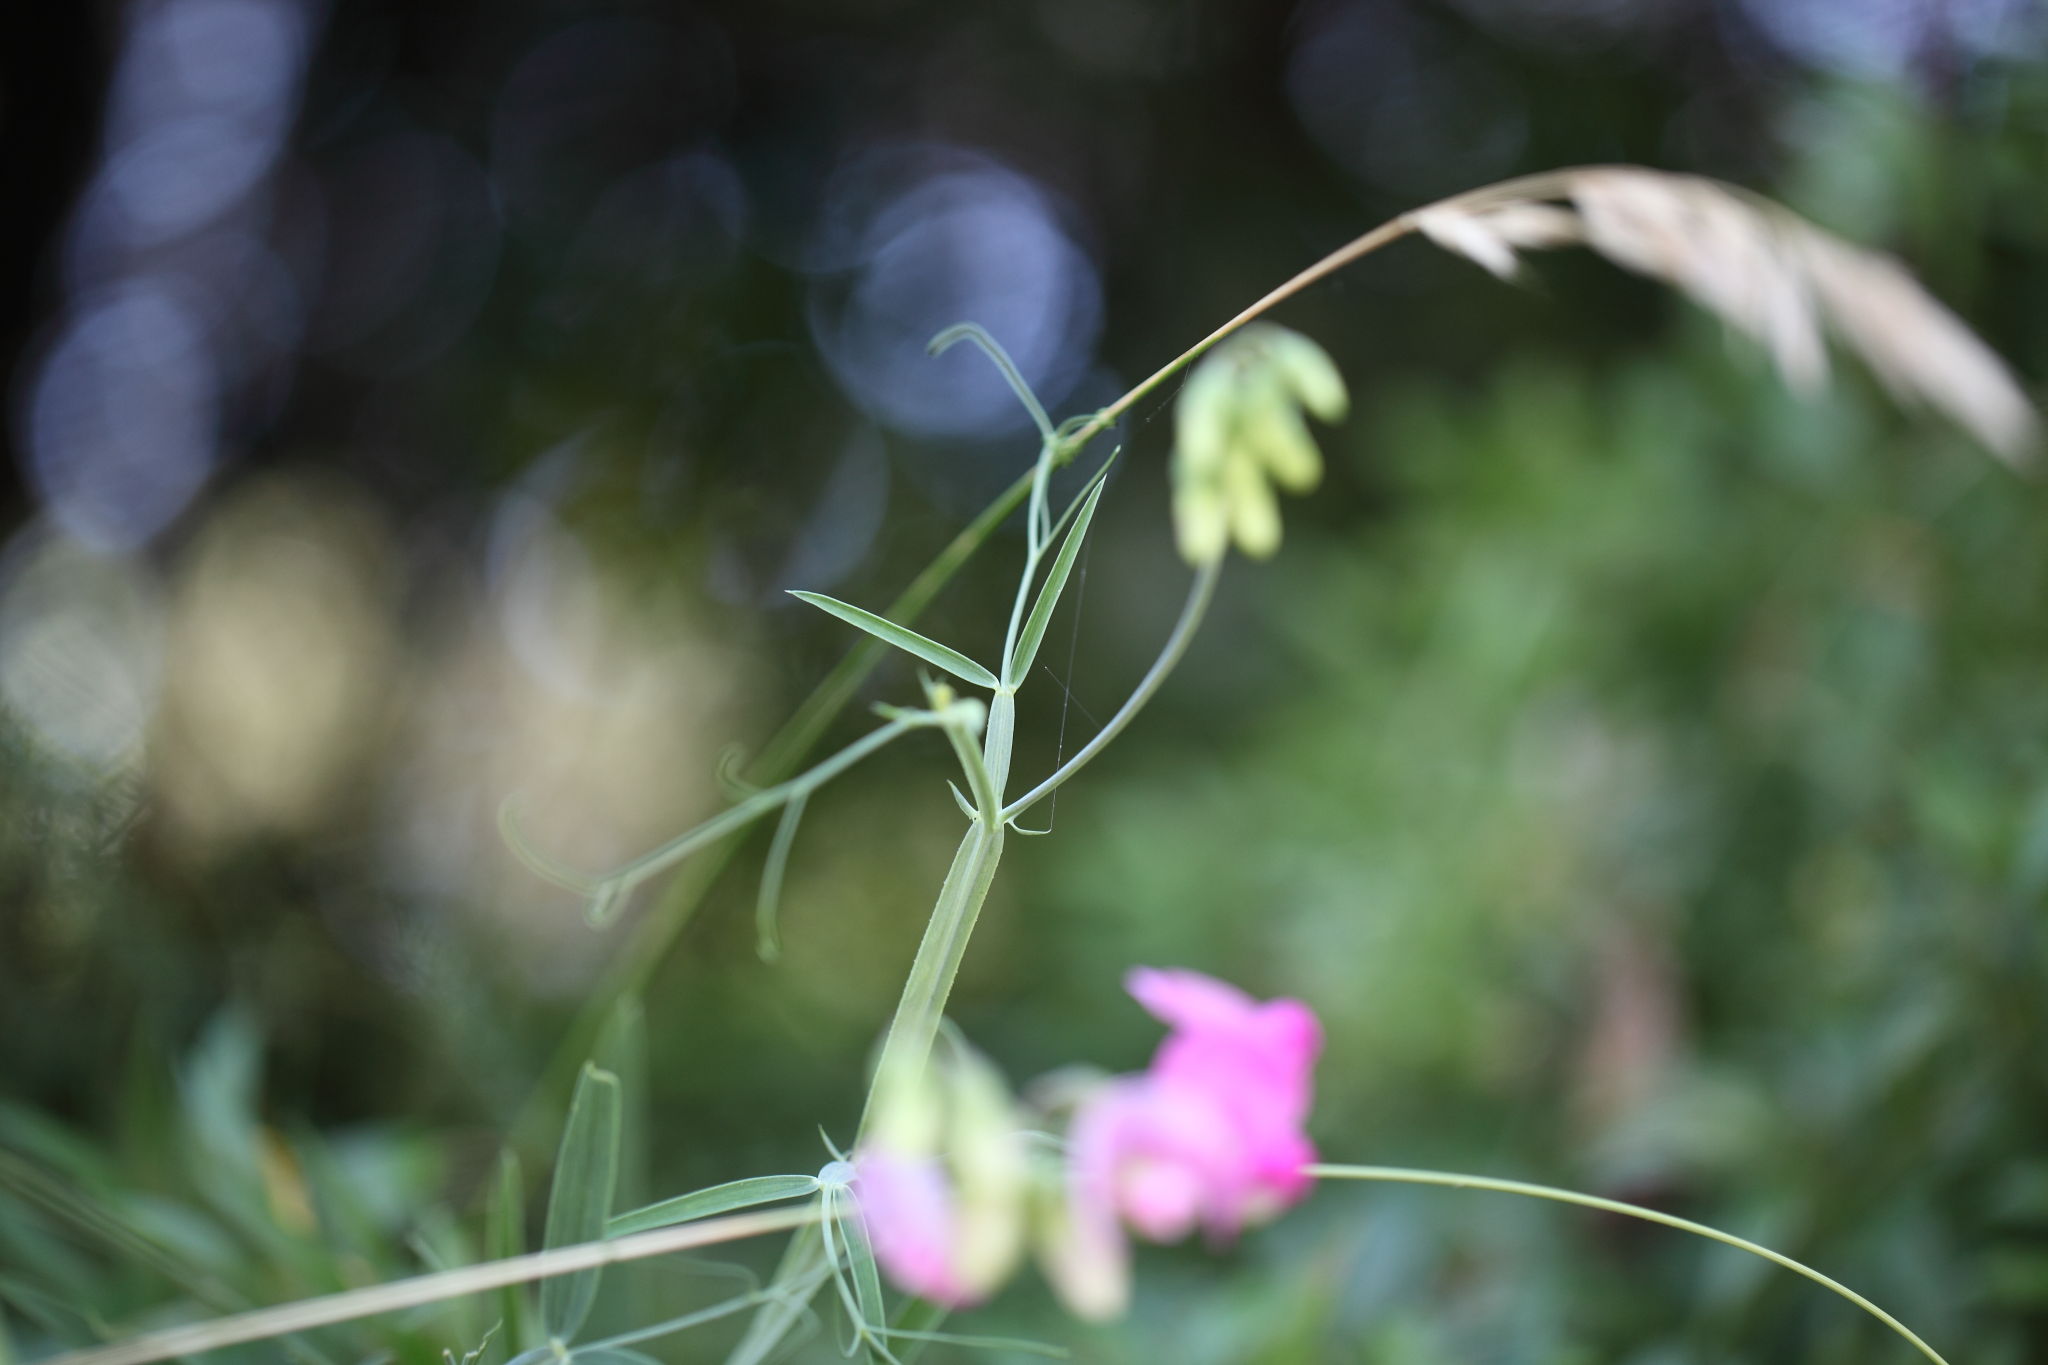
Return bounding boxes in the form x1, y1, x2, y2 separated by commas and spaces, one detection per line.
1169, 324, 1347, 566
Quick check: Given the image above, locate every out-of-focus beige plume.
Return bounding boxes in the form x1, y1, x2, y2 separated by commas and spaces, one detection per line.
1413, 167, 2038, 465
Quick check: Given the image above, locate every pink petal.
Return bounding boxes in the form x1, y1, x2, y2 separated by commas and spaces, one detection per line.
1125, 967, 1261, 1035
852, 1149, 976, 1306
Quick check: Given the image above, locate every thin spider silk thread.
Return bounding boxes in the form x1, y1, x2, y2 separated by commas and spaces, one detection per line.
1042, 529, 1094, 830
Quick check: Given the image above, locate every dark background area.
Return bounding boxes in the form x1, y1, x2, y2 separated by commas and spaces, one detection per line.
3, 1, 2048, 1362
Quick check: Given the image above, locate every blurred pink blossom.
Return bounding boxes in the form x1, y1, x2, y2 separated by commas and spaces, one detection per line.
1051, 967, 1322, 1319
853, 967, 1321, 1320
848, 1036, 1027, 1310
851, 1149, 978, 1306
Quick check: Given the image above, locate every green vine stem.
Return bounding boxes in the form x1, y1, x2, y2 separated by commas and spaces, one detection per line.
500, 711, 941, 910
513, 463, 1043, 1156
1308, 1164, 1951, 1365
519, 167, 1526, 1155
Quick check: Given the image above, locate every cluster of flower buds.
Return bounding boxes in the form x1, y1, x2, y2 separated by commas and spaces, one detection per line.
1170, 324, 1349, 566
850, 968, 1323, 1319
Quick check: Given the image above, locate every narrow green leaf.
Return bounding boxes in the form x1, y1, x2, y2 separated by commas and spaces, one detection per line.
754, 790, 808, 962
1043, 450, 1116, 547
885, 1327, 1069, 1358
834, 1192, 890, 1363
485, 1149, 533, 1354
572, 1351, 662, 1364
788, 592, 998, 690
605, 1175, 821, 1239
591, 1001, 650, 1221
541, 1064, 622, 1343
179, 1007, 263, 1180
1006, 477, 1105, 687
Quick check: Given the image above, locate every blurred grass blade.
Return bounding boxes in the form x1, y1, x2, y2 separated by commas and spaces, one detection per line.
0, 1149, 231, 1310
1006, 476, 1104, 687
724, 1220, 829, 1365
787, 593, 998, 691
755, 790, 809, 962
566, 1280, 830, 1360
607, 1176, 822, 1239
486, 1150, 532, 1354
570, 1351, 661, 1364
541, 1065, 622, 1343
0, 1275, 84, 1342
178, 1010, 270, 1232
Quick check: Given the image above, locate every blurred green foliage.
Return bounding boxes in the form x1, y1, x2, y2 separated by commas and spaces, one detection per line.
5, 4, 2048, 1363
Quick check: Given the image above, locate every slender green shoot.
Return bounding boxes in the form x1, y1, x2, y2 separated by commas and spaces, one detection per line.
502, 710, 945, 924
928, 323, 1056, 446
754, 791, 809, 962
1308, 1164, 1951, 1365
817, 1181, 899, 1365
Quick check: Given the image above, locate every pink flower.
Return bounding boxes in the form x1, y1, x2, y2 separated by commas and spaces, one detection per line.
851, 1150, 979, 1306
1047, 968, 1322, 1319
848, 1038, 1027, 1309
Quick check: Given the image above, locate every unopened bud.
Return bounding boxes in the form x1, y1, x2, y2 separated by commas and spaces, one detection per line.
1169, 324, 1346, 566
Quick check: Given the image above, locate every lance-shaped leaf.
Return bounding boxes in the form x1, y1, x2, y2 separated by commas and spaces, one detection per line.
606, 1174, 823, 1238
789, 592, 999, 690
1006, 474, 1106, 688
541, 1064, 622, 1343
485, 1149, 533, 1353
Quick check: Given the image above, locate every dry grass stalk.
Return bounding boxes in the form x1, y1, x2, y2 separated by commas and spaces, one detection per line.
1413, 167, 2038, 465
